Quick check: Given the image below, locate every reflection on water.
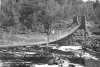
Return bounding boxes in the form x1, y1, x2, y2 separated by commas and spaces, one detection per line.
0, 45, 99, 67
0, 60, 3, 67
0, 53, 99, 67
0, 60, 84, 67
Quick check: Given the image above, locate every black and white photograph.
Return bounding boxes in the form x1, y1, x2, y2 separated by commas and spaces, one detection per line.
0, 0, 100, 67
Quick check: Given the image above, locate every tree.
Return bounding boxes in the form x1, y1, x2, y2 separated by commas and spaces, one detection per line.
38, 10, 54, 46
0, 0, 17, 31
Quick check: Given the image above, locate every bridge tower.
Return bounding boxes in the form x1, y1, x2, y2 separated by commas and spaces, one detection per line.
72, 15, 90, 46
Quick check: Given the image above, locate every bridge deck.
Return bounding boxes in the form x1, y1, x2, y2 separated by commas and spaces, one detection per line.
0, 22, 80, 47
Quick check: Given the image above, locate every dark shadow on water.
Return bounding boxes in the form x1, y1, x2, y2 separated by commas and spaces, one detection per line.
68, 57, 85, 66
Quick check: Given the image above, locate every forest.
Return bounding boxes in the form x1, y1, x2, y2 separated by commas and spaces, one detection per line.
0, 0, 100, 34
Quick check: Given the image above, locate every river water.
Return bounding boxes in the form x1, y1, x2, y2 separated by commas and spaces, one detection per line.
0, 46, 99, 67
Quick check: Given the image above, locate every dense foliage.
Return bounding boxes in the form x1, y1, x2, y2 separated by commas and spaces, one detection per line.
0, 0, 100, 34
